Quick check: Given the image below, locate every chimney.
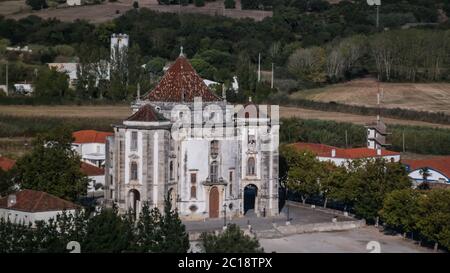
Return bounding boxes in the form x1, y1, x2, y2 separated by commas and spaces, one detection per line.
377, 148, 382, 156
7, 194, 16, 208
331, 149, 336, 158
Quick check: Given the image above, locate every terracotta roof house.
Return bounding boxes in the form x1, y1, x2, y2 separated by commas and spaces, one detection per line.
80, 162, 105, 193
403, 157, 450, 185
72, 130, 113, 168
0, 189, 80, 226
291, 142, 401, 166
72, 130, 113, 144
0, 156, 16, 171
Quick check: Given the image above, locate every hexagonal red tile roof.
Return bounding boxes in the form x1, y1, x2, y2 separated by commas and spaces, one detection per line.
145, 55, 220, 102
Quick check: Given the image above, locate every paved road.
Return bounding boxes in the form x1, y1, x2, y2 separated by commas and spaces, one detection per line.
260, 227, 436, 253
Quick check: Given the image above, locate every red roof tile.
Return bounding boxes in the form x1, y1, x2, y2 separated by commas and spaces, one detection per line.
72, 130, 113, 144
0, 156, 16, 171
126, 104, 166, 122
403, 157, 450, 178
291, 142, 400, 159
80, 162, 104, 176
145, 55, 220, 102
0, 189, 79, 212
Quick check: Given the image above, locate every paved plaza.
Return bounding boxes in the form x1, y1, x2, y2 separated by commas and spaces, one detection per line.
186, 203, 437, 253
259, 227, 436, 253
183, 203, 352, 233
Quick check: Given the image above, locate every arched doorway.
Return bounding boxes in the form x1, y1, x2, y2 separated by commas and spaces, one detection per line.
128, 189, 140, 217
209, 186, 219, 218
244, 184, 258, 214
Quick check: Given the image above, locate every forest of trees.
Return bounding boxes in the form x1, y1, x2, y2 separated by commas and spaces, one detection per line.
1, 0, 449, 102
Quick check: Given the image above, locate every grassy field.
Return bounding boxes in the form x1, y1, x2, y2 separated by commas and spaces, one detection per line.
0, 104, 449, 129
6, 0, 272, 23
290, 78, 450, 115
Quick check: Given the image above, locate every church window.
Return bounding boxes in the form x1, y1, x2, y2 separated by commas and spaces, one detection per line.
210, 140, 219, 159
191, 173, 197, 184
210, 161, 218, 182
130, 162, 138, 180
247, 157, 256, 176
229, 171, 233, 195
190, 186, 197, 199
131, 131, 138, 151
170, 161, 174, 180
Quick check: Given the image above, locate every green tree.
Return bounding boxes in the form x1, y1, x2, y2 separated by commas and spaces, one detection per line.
159, 197, 190, 253
350, 159, 411, 223
200, 224, 263, 253
194, 0, 205, 7
13, 127, 89, 201
224, 0, 236, 9
0, 168, 14, 197
417, 189, 450, 251
26, 0, 48, 10
380, 188, 420, 238
34, 67, 69, 98
82, 207, 135, 253
281, 145, 321, 204
134, 203, 163, 253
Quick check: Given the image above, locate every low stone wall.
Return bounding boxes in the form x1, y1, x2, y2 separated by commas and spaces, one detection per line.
275, 220, 366, 236
286, 200, 355, 218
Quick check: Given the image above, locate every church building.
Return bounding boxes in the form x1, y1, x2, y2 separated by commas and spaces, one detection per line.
104, 51, 279, 220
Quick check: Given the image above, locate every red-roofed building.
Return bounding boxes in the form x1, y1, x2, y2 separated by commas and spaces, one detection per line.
0, 156, 16, 172
403, 157, 450, 185
72, 130, 113, 167
291, 142, 401, 166
0, 189, 79, 226
81, 162, 105, 193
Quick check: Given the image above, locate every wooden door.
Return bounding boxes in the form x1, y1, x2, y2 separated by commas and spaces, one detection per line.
209, 187, 219, 218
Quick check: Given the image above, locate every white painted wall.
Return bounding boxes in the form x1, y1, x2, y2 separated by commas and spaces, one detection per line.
88, 175, 105, 192
0, 209, 76, 226
317, 155, 401, 167
408, 169, 449, 183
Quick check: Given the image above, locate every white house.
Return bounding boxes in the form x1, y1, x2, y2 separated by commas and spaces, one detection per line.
291, 142, 401, 167
67, 0, 82, 6
80, 162, 105, 194
403, 157, 450, 186
48, 63, 78, 87
72, 130, 113, 168
13, 83, 33, 95
0, 190, 79, 226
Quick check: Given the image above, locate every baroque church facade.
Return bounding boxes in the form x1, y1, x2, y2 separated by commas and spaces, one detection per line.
104, 53, 279, 220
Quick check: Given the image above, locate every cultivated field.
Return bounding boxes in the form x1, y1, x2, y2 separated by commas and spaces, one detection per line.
0, 104, 449, 129
6, 0, 272, 23
0, 0, 28, 16
290, 78, 450, 115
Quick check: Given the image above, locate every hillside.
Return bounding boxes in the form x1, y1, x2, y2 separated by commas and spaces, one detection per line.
290, 78, 450, 115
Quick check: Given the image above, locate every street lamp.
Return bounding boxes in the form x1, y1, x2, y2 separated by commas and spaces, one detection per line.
367, 0, 381, 29
223, 203, 227, 227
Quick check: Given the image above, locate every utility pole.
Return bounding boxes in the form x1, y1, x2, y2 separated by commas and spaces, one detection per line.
345, 130, 348, 148
402, 131, 406, 153
271, 63, 274, 89
257, 53, 261, 83
5, 63, 8, 96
